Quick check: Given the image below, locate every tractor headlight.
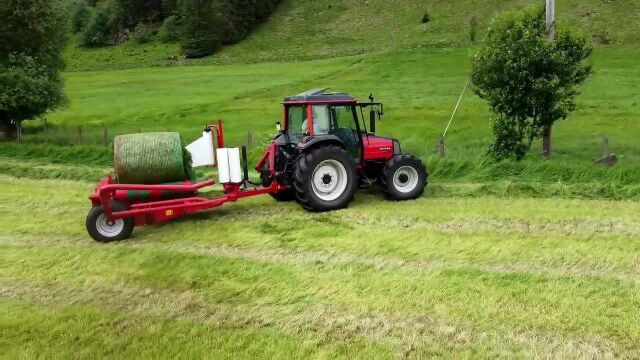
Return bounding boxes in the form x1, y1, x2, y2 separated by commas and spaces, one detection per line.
393, 140, 401, 154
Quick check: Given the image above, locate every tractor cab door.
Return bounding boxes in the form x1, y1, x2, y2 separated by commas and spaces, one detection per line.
327, 105, 362, 163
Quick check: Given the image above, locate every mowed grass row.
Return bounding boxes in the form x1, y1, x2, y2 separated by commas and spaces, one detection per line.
1, 175, 639, 357
23, 47, 640, 168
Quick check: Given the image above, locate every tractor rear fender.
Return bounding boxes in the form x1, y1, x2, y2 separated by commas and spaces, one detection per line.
297, 135, 344, 152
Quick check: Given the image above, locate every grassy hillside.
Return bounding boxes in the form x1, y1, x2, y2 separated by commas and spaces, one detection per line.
64, 0, 640, 71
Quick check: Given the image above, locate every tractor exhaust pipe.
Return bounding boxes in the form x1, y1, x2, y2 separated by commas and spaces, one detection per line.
369, 108, 376, 134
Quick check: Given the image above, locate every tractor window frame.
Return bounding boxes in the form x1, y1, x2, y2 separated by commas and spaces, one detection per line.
329, 104, 363, 162
285, 104, 308, 142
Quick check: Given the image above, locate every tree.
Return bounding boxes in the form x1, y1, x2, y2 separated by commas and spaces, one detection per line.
471, 5, 592, 160
0, 0, 68, 139
179, 0, 221, 58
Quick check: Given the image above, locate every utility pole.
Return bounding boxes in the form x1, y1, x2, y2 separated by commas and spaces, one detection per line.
542, 0, 555, 159
545, 0, 555, 40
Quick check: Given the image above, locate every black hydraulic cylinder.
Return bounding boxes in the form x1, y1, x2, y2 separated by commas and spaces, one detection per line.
241, 146, 249, 181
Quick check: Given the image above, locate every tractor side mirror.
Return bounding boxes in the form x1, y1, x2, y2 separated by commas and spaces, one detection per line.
369, 108, 376, 134
276, 121, 282, 133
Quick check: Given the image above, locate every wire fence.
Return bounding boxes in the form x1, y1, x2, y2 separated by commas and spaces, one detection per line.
17, 121, 263, 152
11, 121, 620, 166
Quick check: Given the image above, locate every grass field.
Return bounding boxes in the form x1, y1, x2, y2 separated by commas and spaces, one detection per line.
1, 175, 639, 357
3, 0, 640, 357
23, 46, 640, 168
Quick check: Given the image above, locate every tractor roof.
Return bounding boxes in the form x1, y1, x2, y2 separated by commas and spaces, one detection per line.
283, 88, 356, 104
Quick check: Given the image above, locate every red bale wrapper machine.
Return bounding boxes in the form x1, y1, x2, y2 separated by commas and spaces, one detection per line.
87, 89, 428, 242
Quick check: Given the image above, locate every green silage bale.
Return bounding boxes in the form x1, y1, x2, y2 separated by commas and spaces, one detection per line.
113, 132, 190, 184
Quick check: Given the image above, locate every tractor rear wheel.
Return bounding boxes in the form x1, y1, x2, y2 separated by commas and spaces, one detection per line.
86, 200, 134, 243
381, 154, 427, 200
293, 145, 356, 211
261, 163, 295, 201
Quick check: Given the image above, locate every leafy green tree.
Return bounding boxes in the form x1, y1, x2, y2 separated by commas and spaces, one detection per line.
0, 0, 68, 139
179, 0, 221, 58
471, 5, 592, 160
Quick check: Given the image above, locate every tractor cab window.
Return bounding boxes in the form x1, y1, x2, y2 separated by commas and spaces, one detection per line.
329, 105, 360, 161
329, 105, 358, 143
310, 106, 331, 135
286, 105, 306, 141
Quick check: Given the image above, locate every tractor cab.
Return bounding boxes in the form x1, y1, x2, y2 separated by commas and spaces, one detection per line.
278, 88, 396, 165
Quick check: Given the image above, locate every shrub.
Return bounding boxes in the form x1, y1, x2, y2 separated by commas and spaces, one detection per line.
80, 5, 112, 46
71, 3, 92, 33
179, 0, 221, 58
421, 12, 430, 24
132, 23, 154, 43
157, 15, 180, 43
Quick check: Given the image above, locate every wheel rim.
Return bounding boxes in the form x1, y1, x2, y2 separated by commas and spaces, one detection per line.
393, 166, 419, 193
311, 159, 348, 201
96, 213, 125, 238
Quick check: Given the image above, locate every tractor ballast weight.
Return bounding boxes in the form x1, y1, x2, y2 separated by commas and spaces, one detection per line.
86, 89, 427, 242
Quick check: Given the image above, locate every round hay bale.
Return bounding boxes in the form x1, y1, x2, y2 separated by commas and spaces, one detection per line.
114, 132, 190, 184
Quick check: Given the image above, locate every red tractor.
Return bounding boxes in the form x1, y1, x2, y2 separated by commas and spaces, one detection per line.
257, 88, 427, 210
86, 89, 427, 242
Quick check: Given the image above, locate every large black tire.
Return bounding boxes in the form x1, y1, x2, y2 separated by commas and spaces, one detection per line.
380, 154, 427, 200
260, 163, 295, 201
86, 200, 135, 243
293, 145, 357, 212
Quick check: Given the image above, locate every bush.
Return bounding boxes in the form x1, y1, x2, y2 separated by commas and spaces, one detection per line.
132, 23, 154, 43
80, 5, 112, 46
180, 0, 221, 59
71, 3, 92, 33
157, 15, 180, 43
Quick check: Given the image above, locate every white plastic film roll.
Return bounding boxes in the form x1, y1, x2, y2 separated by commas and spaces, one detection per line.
216, 148, 230, 183
186, 131, 215, 168
228, 148, 243, 183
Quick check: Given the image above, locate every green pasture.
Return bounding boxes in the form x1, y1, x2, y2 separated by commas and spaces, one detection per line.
23, 47, 640, 169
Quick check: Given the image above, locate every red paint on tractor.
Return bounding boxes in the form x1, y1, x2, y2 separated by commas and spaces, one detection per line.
362, 135, 394, 161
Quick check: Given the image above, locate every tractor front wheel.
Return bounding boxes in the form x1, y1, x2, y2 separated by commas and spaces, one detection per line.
381, 154, 427, 200
293, 145, 356, 211
86, 200, 134, 243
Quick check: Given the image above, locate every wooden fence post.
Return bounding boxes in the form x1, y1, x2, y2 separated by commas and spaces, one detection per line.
247, 130, 253, 150
103, 127, 109, 145
602, 136, 609, 157
44, 118, 48, 144
438, 136, 445, 158
77, 126, 83, 144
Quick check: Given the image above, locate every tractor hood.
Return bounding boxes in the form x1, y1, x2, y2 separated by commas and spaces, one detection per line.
362, 135, 396, 161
